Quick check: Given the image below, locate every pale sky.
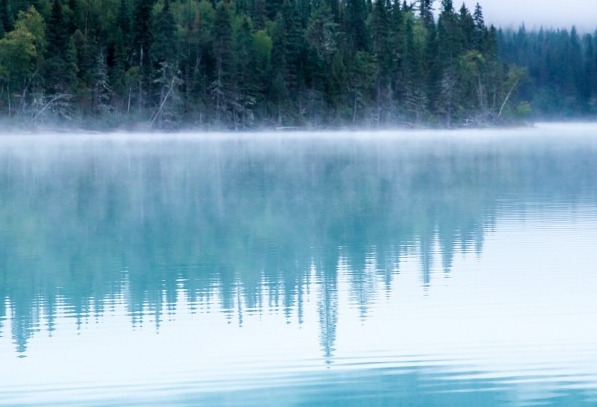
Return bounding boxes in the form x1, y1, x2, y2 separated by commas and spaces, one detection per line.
460, 0, 597, 31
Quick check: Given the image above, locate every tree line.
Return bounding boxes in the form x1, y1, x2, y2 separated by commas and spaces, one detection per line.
0, 0, 540, 129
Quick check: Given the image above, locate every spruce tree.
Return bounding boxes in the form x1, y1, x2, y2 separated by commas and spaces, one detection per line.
266, 0, 283, 20
150, 0, 180, 127
570, 28, 582, 84
211, 1, 233, 125
73, 29, 99, 96
458, 4, 475, 50
233, 17, 257, 128
437, 0, 462, 65
252, 0, 266, 29
131, 0, 153, 113
116, 0, 132, 52
151, 0, 177, 65
436, 0, 465, 124
251, 28, 273, 119
419, 0, 433, 30
472, 3, 487, 52
280, 0, 304, 92
305, 3, 338, 63
0, 0, 12, 33
270, 11, 289, 123
580, 34, 595, 107
370, 0, 392, 121
402, 12, 427, 123
46, 0, 71, 58
345, 0, 369, 53
44, 0, 77, 96
110, 27, 127, 98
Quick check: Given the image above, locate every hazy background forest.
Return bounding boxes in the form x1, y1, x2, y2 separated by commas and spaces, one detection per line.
0, 0, 594, 129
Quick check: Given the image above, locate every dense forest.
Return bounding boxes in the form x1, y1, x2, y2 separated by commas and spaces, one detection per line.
0, 0, 532, 129
0, 0, 592, 129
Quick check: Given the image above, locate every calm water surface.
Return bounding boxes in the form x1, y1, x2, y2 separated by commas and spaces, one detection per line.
1, 124, 597, 406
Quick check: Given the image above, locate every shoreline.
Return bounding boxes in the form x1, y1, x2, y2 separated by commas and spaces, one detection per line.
0, 117, 539, 135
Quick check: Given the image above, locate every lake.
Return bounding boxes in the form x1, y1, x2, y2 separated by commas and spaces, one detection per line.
1, 124, 597, 406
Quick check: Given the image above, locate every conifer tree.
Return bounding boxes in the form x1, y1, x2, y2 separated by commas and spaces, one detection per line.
44, 0, 77, 96
73, 28, 100, 98
151, 0, 177, 65
211, 1, 233, 125
150, 0, 180, 127
348, 50, 374, 123
580, 33, 595, 107
280, 0, 303, 92
250, 28, 272, 119
458, 4, 475, 50
270, 11, 289, 123
252, 0, 266, 29
116, 0, 132, 52
472, 3, 485, 50
91, 48, 111, 115
110, 27, 127, 99
436, 0, 464, 125
345, 0, 369, 53
131, 0, 153, 114
266, 0, 283, 20
402, 12, 427, 123
0, 0, 13, 33
305, 3, 338, 63
418, 0, 433, 30
569, 27, 583, 104
232, 17, 257, 128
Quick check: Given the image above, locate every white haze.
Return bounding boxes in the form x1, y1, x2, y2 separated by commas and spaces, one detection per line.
1, 122, 597, 148
472, 0, 597, 31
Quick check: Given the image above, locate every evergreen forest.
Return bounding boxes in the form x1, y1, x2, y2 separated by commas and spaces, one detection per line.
0, 0, 592, 129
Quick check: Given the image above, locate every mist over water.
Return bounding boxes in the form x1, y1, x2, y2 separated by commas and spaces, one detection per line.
1, 125, 597, 406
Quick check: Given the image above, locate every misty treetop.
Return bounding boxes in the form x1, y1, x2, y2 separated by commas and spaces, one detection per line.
0, 0, 533, 129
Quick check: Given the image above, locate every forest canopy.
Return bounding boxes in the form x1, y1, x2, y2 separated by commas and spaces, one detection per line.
0, 0, 587, 129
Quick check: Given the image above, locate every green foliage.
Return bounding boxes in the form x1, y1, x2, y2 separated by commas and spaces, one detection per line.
0, 21, 37, 82
45, 0, 69, 58
516, 101, 532, 118
130, 0, 153, 115
15, 6, 46, 54
110, 27, 126, 95
0, 0, 13, 33
0, 6, 45, 117
305, 3, 337, 62
151, 0, 177, 65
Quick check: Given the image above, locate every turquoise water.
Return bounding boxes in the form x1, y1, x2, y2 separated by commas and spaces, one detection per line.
1, 125, 597, 406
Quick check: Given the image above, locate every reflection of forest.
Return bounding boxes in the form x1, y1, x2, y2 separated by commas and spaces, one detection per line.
1, 135, 597, 355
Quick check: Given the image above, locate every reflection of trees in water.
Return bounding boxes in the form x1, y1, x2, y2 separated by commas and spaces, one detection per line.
316, 249, 340, 362
0, 136, 596, 356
